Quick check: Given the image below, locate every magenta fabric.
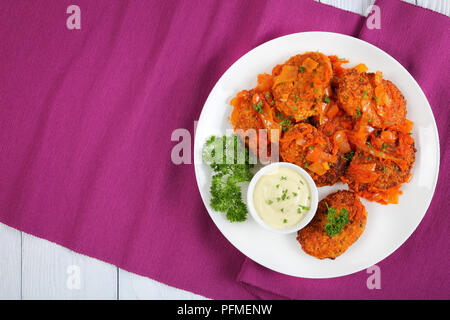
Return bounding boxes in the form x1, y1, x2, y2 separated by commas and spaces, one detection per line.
0, 0, 447, 299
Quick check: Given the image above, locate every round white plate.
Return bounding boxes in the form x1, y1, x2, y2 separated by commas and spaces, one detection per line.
193, 32, 440, 278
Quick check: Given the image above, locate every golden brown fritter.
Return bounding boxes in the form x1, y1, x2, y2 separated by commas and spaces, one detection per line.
313, 155, 349, 187
297, 190, 367, 259
280, 123, 345, 186
336, 69, 374, 119
336, 70, 407, 129
345, 130, 416, 191
345, 151, 412, 191
230, 89, 267, 156
272, 52, 332, 121
368, 73, 407, 128
230, 89, 264, 133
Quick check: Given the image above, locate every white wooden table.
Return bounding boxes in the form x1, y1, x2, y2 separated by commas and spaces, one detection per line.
0, 0, 448, 300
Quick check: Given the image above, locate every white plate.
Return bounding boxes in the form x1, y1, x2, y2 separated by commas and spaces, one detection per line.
193, 32, 440, 278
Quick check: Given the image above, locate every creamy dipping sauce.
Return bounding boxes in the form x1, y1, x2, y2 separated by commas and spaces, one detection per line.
253, 167, 311, 229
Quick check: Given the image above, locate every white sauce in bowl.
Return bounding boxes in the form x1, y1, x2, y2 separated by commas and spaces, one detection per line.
253, 167, 311, 229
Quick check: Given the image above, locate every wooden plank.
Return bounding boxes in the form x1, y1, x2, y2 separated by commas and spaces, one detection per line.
118, 269, 208, 300
417, 0, 450, 16
402, 0, 418, 5
22, 233, 118, 299
318, 0, 376, 16
0, 223, 21, 299
320, 0, 450, 17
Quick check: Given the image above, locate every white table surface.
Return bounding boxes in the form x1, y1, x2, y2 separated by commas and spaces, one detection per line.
0, 0, 448, 300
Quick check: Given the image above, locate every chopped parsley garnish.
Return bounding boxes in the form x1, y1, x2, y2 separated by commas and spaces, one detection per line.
281, 189, 288, 200
281, 176, 287, 180
283, 219, 288, 223
297, 205, 310, 215
278, 114, 292, 132
310, 82, 314, 88
323, 96, 330, 103
354, 106, 362, 119
267, 200, 273, 205
298, 65, 306, 73
202, 135, 254, 222
363, 90, 367, 98
276, 184, 280, 188
324, 203, 349, 236
344, 151, 355, 161
366, 141, 372, 148
292, 192, 298, 197
253, 100, 263, 114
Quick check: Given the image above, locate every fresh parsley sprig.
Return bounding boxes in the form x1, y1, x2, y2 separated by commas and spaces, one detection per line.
202, 135, 254, 222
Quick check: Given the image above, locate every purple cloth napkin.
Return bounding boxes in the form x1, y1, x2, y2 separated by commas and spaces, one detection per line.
0, 0, 448, 300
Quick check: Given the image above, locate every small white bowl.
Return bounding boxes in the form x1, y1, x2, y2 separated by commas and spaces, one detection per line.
247, 162, 318, 234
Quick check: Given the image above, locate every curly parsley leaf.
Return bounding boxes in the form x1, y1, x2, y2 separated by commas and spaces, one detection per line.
202, 135, 254, 222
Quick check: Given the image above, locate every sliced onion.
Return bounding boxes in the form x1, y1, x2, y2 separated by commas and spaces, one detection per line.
333, 130, 352, 153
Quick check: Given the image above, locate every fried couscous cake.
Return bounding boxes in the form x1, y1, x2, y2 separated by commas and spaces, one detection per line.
280, 123, 346, 187
230, 89, 267, 155
343, 129, 416, 204
230, 89, 265, 133
336, 68, 374, 119
368, 72, 407, 128
313, 155, 349, 187
272, 52, 332, 122
336, 69, 407, 129
297, 190, 367, 259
